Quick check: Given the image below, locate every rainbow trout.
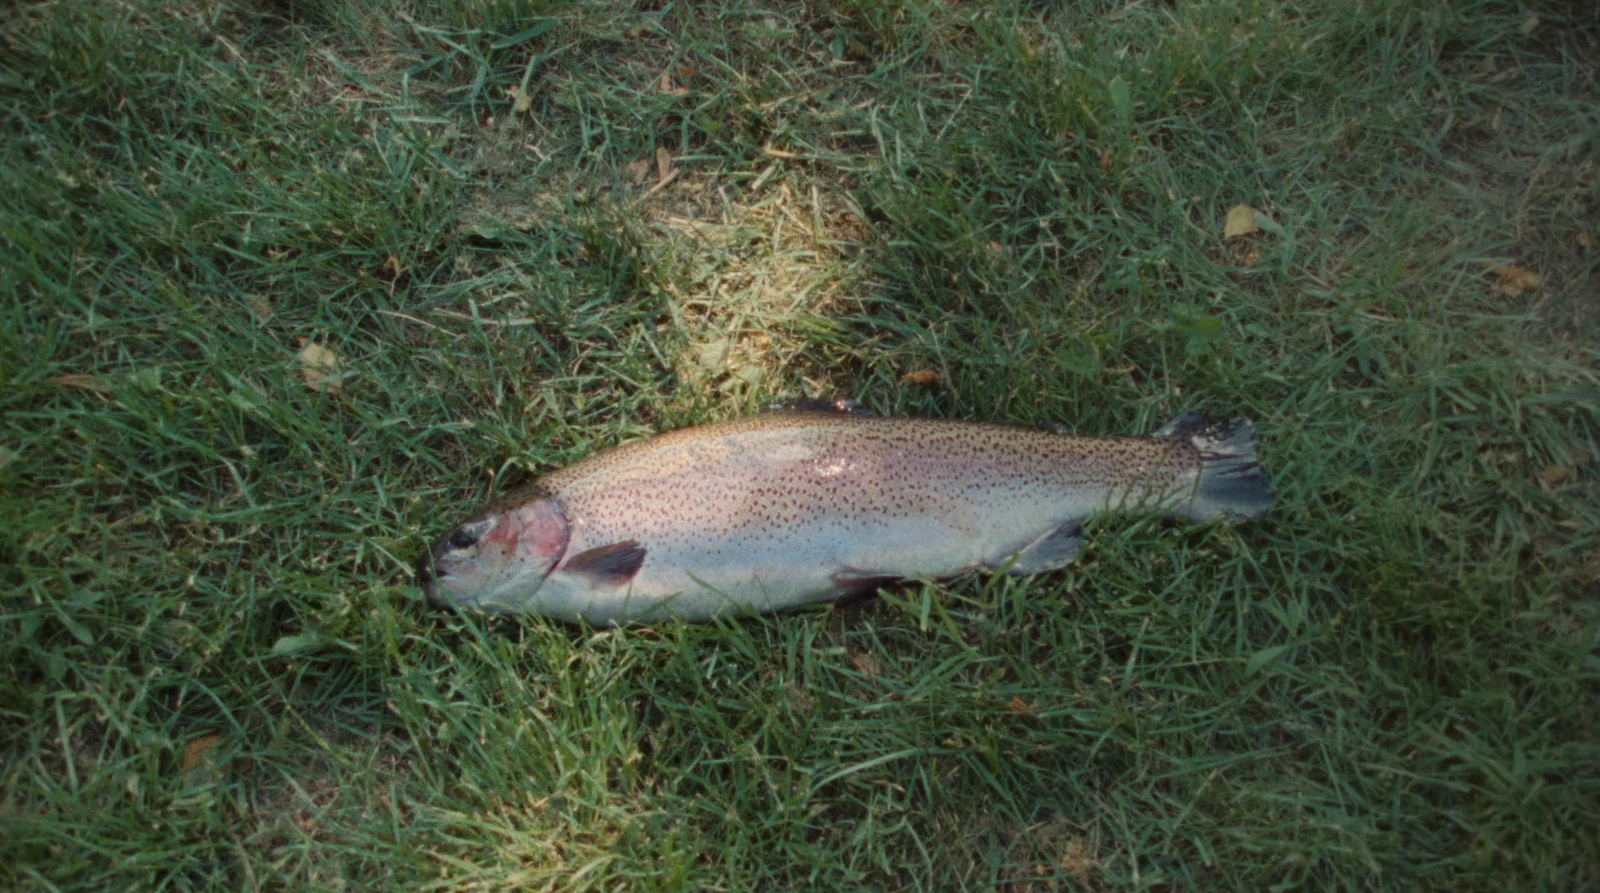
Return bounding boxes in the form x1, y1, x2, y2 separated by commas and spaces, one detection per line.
418, 402, 1271, 625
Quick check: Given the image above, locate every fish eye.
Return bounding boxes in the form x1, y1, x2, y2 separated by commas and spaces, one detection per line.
448, 527, 480, 549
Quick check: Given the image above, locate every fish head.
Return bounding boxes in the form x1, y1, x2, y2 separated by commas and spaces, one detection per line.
419, 496, 570, 613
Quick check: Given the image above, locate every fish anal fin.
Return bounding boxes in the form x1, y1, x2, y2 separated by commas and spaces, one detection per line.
831, 568, 901, 598
994, 522, 1085, 576
560, 541, 646, 587
770, 398, 870, 416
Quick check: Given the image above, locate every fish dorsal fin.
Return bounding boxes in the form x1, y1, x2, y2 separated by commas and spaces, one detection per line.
560, 541, 646, 587
768, 398, 871, 416
1152, 410, 1208, 439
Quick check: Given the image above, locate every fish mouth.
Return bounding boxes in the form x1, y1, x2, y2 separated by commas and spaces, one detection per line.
416, 550, 449, 610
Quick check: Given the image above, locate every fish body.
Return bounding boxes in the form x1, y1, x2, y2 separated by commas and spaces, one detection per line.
419, 405, 1271, 625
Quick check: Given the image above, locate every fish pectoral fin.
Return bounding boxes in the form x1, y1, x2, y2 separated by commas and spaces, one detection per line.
831, 568, 902, 598
994, 522, 1085, 576
560, 540, 646, 588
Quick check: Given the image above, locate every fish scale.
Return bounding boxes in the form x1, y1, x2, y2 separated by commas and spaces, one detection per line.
419, 407, 1272, 625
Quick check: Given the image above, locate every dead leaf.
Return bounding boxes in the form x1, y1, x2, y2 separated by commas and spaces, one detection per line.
1060, 837, 1096, 880
850, 650, 881, 678
642, 146, 681, 197
182, 734, 221, 771
505, 85, 532, 114
299, 340, 342, 392
1007, 696, 1034, 718
1539, 465, 1570, 488
1578, 231, 1591, 249
1224, 204, 1260, 239
1488, 263, 1541, 298
628, 158, 651, 186
902, 369, 941, 386
655, 146, 674, 184
1519, 13, 1540, 34
49, 373, 109, 392
658, 71, 687, 96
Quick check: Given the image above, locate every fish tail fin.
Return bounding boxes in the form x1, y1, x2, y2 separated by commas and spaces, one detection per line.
1154, 412, 1273, 522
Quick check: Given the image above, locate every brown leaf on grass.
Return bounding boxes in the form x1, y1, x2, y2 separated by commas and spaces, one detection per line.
902, 369, 941, 386
505, 85, 532, 114
182, 734, 221, 771
1007, 696, 1034, 718
1060, 836, 1097, 881
1487, 263, 1542, 298
1224, 204, 1260, 239
655, 146, 674, 184
49, 373, 109, 392
658, 71, 687, 96
1538, 465, 1570, 488
850, 650, 881, 678
628, 158, 651, 186
642, 146, 681, 197
299, 340, 342, 392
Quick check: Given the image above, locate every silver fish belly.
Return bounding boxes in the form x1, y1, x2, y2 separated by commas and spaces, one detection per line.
419, 406, 1271, 625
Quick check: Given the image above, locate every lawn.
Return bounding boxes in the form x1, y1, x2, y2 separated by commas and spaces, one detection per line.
3, 0, 1598, 888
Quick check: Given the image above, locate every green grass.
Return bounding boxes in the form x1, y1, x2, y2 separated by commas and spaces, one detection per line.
3, 0, 1598, 888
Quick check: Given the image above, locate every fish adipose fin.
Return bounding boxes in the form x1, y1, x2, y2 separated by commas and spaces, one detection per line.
770, 398, 871, 416
1154, 412, 1273, 522
560, 541, 647, 587
995, 521, 1085, 575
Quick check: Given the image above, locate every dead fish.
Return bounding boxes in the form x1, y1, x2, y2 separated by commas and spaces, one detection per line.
418, 401, 1271, 625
